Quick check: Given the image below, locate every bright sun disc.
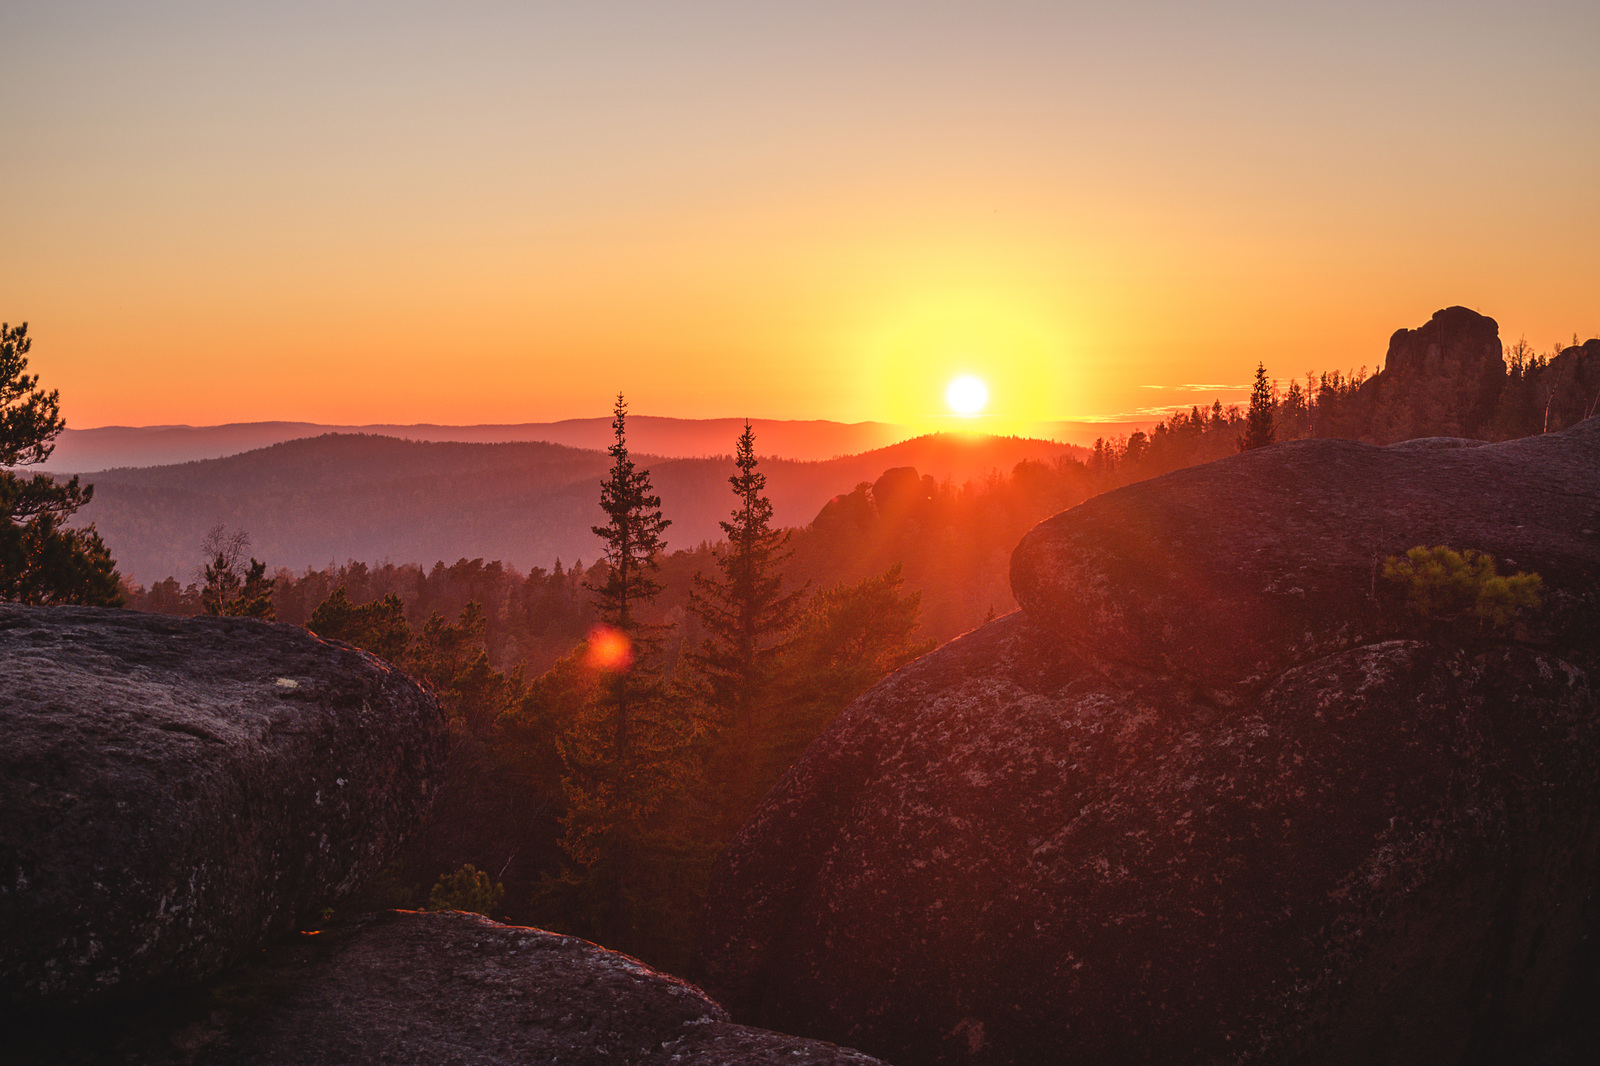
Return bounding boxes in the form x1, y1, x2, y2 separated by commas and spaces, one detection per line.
946, 375, 988, 417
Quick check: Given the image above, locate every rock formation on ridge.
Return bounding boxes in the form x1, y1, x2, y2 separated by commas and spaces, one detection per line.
1358, 305, 1507, 443
694, 417, 1600, 1065
0, 605, 448, 1014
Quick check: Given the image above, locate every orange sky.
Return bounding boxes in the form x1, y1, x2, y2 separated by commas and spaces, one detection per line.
4, 2, 1596, 434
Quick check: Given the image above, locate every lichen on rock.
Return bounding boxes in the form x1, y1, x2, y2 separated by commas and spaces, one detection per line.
0, 605, 448, 1014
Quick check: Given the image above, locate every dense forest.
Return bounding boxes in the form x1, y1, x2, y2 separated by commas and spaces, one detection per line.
116, 448, 1082, 970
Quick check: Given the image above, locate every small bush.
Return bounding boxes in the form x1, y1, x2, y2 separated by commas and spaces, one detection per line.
426, 863, 505, 917
1382, 545, 1541, 633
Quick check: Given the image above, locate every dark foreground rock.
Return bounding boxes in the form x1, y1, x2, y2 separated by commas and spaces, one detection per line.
17, 910, 890, 1065
0, 606, 447, 1014
694, 418, 1600, 1066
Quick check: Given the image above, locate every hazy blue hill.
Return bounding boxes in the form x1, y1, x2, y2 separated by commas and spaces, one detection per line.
77, 432, 1087, 585
46, 416, 919, 472
93, 434, 609, 493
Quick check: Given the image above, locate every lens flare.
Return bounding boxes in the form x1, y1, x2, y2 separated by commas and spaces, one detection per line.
946, 375, 989, 417
584, 625, 634, 671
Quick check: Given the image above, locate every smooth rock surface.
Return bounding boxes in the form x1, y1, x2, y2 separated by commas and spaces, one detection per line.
0, 605, 447, 1014
18, 910, 891, 1065
695, 418, 1600, 1065
212, 911, 887, 1066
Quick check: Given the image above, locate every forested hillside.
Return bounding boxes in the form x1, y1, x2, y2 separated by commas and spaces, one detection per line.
123, 446, 1093, 670
85, 431, 1086, 586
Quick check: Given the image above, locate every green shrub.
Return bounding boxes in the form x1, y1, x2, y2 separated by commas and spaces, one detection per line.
426, 863, 505, 917
1382, 545, 1541, 633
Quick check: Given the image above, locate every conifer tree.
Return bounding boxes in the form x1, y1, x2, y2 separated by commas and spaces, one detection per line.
687, 422, 806, 836
307, 586, 411, 662
197, 524, 275, 619
1238, 362, 1277, 451
585, 393, 673, 763
688, 422, 804, 724
545, 393, 699, 960
0, 322, 122, 605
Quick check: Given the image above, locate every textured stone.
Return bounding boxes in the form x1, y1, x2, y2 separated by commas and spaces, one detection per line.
212, 911, 887, 1066
0, 606, 447, 1014
694, 418, 1600, 1065
17, 910, 892, 1065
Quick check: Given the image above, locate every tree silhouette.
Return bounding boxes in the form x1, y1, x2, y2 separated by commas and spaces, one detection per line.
307, 586, 411, 662
689, 422, 804, 723
0, 322, 122, 605
688, 422, 806, 835
1238, 362, 1277, 451
545, 393, 700, 958
584, 393, 673, 763
197, 524, 275, 619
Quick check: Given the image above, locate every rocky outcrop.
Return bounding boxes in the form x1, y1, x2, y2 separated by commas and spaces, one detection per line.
0, 606, 447, 1014
694, 417, 1600, 1065
1010, 419, 1600, 687
1360, 305, 1507, 442
17, 910, 889, 1065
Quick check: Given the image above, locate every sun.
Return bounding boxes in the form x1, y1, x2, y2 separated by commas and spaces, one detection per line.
945, 374, 989, 418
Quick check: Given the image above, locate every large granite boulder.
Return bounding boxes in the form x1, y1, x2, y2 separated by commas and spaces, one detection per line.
17, 910, 890, 1065
0, 606, 447, 1014
1010, 420, 1600, 687
694, 418, 1600, 1065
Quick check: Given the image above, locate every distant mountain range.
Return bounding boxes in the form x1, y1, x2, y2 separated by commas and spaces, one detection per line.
75, 431, 1090, 585
45, 416, 1149, 472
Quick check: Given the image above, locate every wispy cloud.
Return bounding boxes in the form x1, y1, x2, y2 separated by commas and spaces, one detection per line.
1137, 382, 1247, 393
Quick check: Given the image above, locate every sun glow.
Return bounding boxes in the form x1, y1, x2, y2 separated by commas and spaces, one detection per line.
855, 291, 1077, 434
946, 375, 989, 417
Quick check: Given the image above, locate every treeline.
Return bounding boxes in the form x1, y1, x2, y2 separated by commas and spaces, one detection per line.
124, 456, 1098, 667
1084, 335, 1600, 488
130, 555, 606, 675
1083, 370, 1379, 488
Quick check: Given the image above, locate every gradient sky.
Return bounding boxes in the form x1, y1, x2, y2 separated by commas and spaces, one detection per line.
4, 1, 1597, 433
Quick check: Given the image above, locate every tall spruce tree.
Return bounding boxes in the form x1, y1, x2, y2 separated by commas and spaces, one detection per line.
0, 322, 122, 605
687, 423, 805, 837
1238, 362, 1277, 451
585, 392, 673, 763
546, 393, 698, 960
688, 422, 804, 723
